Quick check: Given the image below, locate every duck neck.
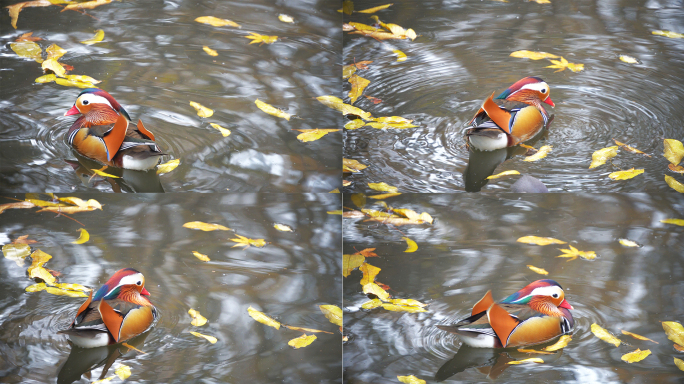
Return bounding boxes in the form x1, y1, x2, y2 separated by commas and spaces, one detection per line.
84, 105, 121, 127
529, 296, 564, 317
119, 286, 152, 306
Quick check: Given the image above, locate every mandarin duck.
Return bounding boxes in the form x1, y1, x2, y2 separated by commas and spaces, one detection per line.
58, 268, 158, 348
437, 279, 574, 348
465, 77, 554, 151
64, 89, 164, 170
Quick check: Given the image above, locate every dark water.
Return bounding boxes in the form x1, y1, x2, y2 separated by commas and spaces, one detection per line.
0, 193, 341, 383
343, 0, 684, 192
343, 193, 684, 383
0, 0, 341, 193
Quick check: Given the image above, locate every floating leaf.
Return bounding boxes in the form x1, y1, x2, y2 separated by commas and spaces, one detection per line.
202, 46, 218, 56
621, 330, 658, 343
247, 306, 280, 329
66, 74, 101, 84
10, 41, 43, 62
42, 58, 66, 77
510, 50, 559, 60
669, 164, 684, 174
46, 44, 67, 61
557, 245, 596, 261
209, 123, 231, 137
54, 77, 96, 88
361, 299, 383, 309
487, 170, 520, 179
72, 228, 89, 244
663, 321, 684, 347
192, 251, 210, 262
195, 16, 240, 28
546, 56, 583, 72
368, 182, 398, 193
7, 0, 54, 29
273, 223, 293, 232
91, 168, 119, 178
114, 365, 131, 380
358, 4, 393, 13
661, 219, 684, 226
348, 74, 370, 104
288, 334, 317, 349
618, 239, 640, 248
80, 29, 105, 45
619, 55, 639, 64
652, 30, 684, 39
63, 0, 111, 12
15, 32, 42, 42
319, 305, 342, 327
364, 119, 417, 129
0, 201, 35, 215
613, 139, 650, 156
230, 234, 266, 248
36, 74, 56, 83
156, 159, 180, 174
29, 266, 56, 285
295, 129, 340, 142
91, 376, 115, 383
343, 65, 356, 80
244, 33, 278, 45
665, 175, 684, 193
507, 358, 544, 364
189, 308, 208, 326
591, 323, 621, 347
25, 282, 88, 297
402, 237, 417, 253
182, 221, 230, 231
351, 193, 366, 209
368, 193, 401, 199
609, 168, 644, 180
344, 252, 369, 277
255, 99, 291, 121
527, 265, 548, 275
517, 348, 555, 355
190, 331, 217, 344
342, 0, 353, 15
3, 243, 30, 266
343, 158, 368, 172
621, 348, 651, 363
663, 139, 684, 166
363, 282, 390, 301
589, 146, 618, 169
317, 95, 372, 120
360, 263, 381, 285
523, 145, 552, 162
365, 95, 382, 104
397, 375, 426, 384
393, 49, 407, 62
283, 325, 333, 334
189, 101, 213, 118
676, 357, 684, 371
543, 335, 572, 351
278, 14, 294, 23
517, 236, 566, 246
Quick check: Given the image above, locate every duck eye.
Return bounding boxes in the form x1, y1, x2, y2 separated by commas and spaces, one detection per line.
541, 89, 547, 94
83, 100, 89, 105
552, 293, 559, 298
136, 281, 142, 286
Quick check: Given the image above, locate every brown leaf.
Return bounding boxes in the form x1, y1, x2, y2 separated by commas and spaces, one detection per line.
6, 0, 53, 29
0, 201, 36, 214
15, 32, 42, 42
12, 235, 38, 245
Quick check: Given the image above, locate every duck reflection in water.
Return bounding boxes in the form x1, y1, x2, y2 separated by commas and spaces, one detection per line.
65, 154, 165, 193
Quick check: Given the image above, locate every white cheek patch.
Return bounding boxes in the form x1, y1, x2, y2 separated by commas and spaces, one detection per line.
529, 286, 562, 298
118, 273, 144, 287
79, 94, 114, 110
519, 82, 549, 94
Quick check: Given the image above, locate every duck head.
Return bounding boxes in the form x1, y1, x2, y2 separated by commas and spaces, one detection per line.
501, 279, 573, 315
92, 268, 151, 303
496, 77, 555, 107
64, 88, 132, 122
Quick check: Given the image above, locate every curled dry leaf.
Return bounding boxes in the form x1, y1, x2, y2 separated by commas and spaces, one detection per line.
72, 228, 89, 244
393, 49, 407, 62
189, 101, 213, 118
613, 139, 649, 156
402, 237, 418, 253
621, 330, 658, 343
247, 306, 280, 329
368, 193, 401, 199
255, 99, 291, 121
527, 265, 548, 275
182, 221, 230, 231
523, 145, 552, 162
510, 50, 559, 60
557, 245, 596, 261
156, 159, 180, 174
190, 331, 217, 344
192, 251, 210, 262
663, 139, 684, 166
368, 182, 398, 193
665, 175, 684, 193
517, 236, 567, 246
188, 308, 207, 326
363, 282, 390, 301
589, 146, 618, 169
591, 323, 621, 347
669, 164, 684, 174
202, 46, 218, 56
15, 32, 42, 42
319, 305, 342, 327
195, 16, 240, 28
382, 303, 427, 313
343, 158, 368, 172
0, 201, 35, 215
397, 375, 426, 384
621, 349, 651, 363
544, 335, 572, 351
507, 358, 544, 364
663, 321, 684, 347
81, 30, 105, 45
244, 33, 278, 45
487, 170, 520, 179
283, 325, 333, 334
209, 123, 231, 137
63, 0, 111, 12
609, 168, 644, 180
46, 44, 67, 61
288, 334, 317, 349
361, 298, 382, 309
55, 77, 98, 88
295, 129, 340, 142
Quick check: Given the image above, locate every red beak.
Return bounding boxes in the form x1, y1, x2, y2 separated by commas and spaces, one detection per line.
64, 105, 80, 116
141, 287, 151, 296
559, 299, 573, 310
543, 97, 555, 107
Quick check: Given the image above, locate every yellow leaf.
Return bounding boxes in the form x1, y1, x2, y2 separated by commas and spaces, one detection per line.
192, 251, 210, 262
609, 168, 644, 180
364, 121, 417, 129
156, 159, 180, 174
343, 158, 368, 172
368, 182, 398, 193
230, 234, 266, 248
273, 223, 293, 232
343, 253, 365, 277
342, 0, 353, 14
29, 266, 56, 285
202, 46, 218, 56
589, 146, 618, 169
182, 221, 231, 231
487, 170, 520, 179
91, 376, 115, 383
546, 56, 570, 72
330, 188, 340, 193
665, 175, 684, 193
361, 298, 383, 309
557, 245, 597, 261
621, 330, 658, 343
402, 237, 418, 253
510, 50, 559, 60
294, 129, 340, 142
114, 365, 131, 380
278, 14, 294, 23
53, 282, 90, 292
7, 1, 56, 29
368, 193, 401, 199
247, 306, 280, 329
80, 29, 105, 45
255, 99, 291, 121
54, 78, 96, 88
63, 0, 111, 12
393, 49, 407, 62
244, 33, 278, 45
189, 101, 213, 118
343, 65, 356, 80
527, 265, 548, 275
316, 95, 372, 120
36, 74, 56, 83
3, 243, 31, 266
65, 74, 101, 84
188, 308, 208, 326
669, 164, 684, 174
190, 331, 217, 344
523, 145, 552, 162
652, 30, 684, 39
397, 375, 426, 384
663, 321, 684, 347
357, 4, 393, 13
612, 139, 649, 156
390, 298, 427, 307
288, 334, 317, 349
46, 44, 67, 61
351, 193, 366, 208
348, 74, 370, 104
591, 323, 621, 347
91, 168, 120, 178
282, 325, 333, 334
530, 0, 551, 4
544, 335, 572, 351
359, 263, 381, 285
517, 348, 555, 355
195, 16, 240, 28
517, 236, 567, 246
663, 139, 684, 166
675, 357, 684, 371
209, 123, 231, 137
567, 62, 584, 72
507, 358, 544, 364
621, 348, 651, 363
618, 239, 640, 248
619, 55, 639, 64
319, 305, 342, 327
363, 282, 390, 301
42, 58, 66, 77
661, 219, 684, 226
72, 228, 89, 244
383, 302, 427, 312
327, 210, 344, 215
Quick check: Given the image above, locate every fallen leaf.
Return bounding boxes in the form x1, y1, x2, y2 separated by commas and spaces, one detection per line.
15, 32, 42, 42
319, 305, 342, 327
80, 29, 105, 45
182, 221, 230, 231
591, 323, 621, 347
618, 239, 640, 248
342, 0, 353, 15
663, 321, 684, 347
195, 16, 240, 28
273, 223, 293, 232
46, 44, 66, 61
12, 235, 37, 245
368, 182, 398, 193
189, 101, 213, 118
664, 139, 684, 166
63, 0, 111, 12
546, 56, 583, 72
0, 201, 35, 214
91, 168, 119, 178
544, 335, 572, 351
244, 33, 278, 45
665, 175, 684, 193
343, 158, 368, 172
288, 334, 317, 349
114, 365, 131, 380
557, 245, 596, 261
510, 50, 559, 60
255, 99, 291, 121
507, 358, 544, 364
517, 236, 567, 246
282, 325, 333, 334
487, 170, 520, 179
6, 0, 53, 29
517, 348, 555, 355
348, 74, 370, 104
661, 219, 684, 226
10, 41, 43, 62
613, 139, 649, 156
609, 168, 644, 180
156, 159, 180, 174
368, 193, 401, 199
397, 375, 426, 384
25, 282, 87, 297
652, 30, 684, 39
294, 129, 340, 142
669, 164, 684, 174
390, 298, 427, 307
188, 308, 208, 326
36, 74, 56, 83
72, 228, 89, 244
202, 46, 218, 56
621, 348, 651, 363
192, 251, 210, 262
619, 55, 639, 64
621, 330, 658, 344
675, 357, 684, 370
364, 119, 417, 129
523, 145, 552, 162
3, 243, 30, 266
527, 265, 548, 275
209, 123, 231, 137
328, 210, 344, 215
317, 95, 372, 120
29, 266, 56, 285
190, 331, 217, 344
357, 4, 393, 13
343, 65, 356, 80
360, 263, 381, 286
402, 237, 417, 253
393, 49, 407, 62
55, 77, 97, 88
247, 306, 280, 329
42, 58, 66, 77
361, 299, 383, 309
65, 74, 100, 84
231, 234, 266, 248
363, 282, 390, 301
365, 95, 382, 104
589, 146, 618, 169
278, 14, 294, 23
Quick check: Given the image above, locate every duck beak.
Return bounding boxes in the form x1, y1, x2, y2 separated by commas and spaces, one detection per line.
543, 97, 555, 107
141, 287, 151, 296
559, 299, 573, 310
64, 105, 80, 116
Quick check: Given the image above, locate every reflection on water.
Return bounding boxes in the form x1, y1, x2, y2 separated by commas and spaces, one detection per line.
343, 0, 684, 192
343, 193, 684, 383
0, 193, 341, 383
0, 0, 341, 192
